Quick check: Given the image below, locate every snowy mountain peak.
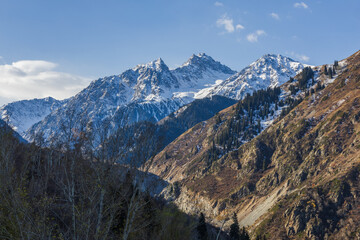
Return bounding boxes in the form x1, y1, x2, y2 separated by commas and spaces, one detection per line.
0, 97, 66, 136
20, 53, 306, 147
251, 54, 300, 69
43, 96, 57, 102
203, 54, 307, 100
186, 53, 212, 63
134, 58, 169, 72
180, 53, 234, 74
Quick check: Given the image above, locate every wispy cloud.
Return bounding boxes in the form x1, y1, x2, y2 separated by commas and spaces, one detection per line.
246, 30, 266, 43
214, 1, 223, 7
216, 15, 244, 33
236, 24, 244, 30
270, 12, 280, 20
216, 15, 235, 33
287, 51, 310, 62
0, 60, 91, 106
294, 2, 308, 9
297, 55, 310, 62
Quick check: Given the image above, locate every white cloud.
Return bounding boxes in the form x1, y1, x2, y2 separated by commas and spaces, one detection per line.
294, 2, 308, 9
270, 12, 280, 20
236, 24, 244, 30
216, 15, 244, 33
287, 51, 310, 62
216, 15, 235, 33
214, 1, 223, 7
0, 60, 91, 106
298, 55, 310, 62
246, 30, 266, 43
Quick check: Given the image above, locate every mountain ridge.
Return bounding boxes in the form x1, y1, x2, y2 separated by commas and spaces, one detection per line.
146, 50, 360, 239
2, 53, 306, 149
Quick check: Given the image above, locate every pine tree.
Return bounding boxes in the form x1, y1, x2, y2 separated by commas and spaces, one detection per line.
239, 226, 250, 240
197, 213, 208, 240
257, 119, 261, 133
333, 66, 336, 75
328, 67, 333, 78
324, 65, 328, 75
229, 213, 240, 240
256, 235, 267, 240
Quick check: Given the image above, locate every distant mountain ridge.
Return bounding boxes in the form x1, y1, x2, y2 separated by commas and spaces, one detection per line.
1, 53, 306, 146
0, 97, 66, 136
25, 53, 236, 144
200, 54, 306, 99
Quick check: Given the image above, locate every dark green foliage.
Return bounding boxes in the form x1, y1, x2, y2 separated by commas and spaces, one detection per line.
257, 118, 261, 133
334, 60, 339, 68
197, 213, 208, 240
105, 96, 236, 167
229, 213, 240, 240
280, 97, 303, 118
329, 67, 333, 78
215, 113, 222, 124
289, 85, 298, 95
240, 227, 250, 240
333, 66, 336, 75
298, 67, 314, 90
229, 213, 250, 240
256, 234, 267, 240
215, 87, 281, 152
315, 82, 324, 92
324, 65, 328, 75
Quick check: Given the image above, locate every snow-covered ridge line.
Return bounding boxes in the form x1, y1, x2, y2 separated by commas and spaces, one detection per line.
2, 53, 306, 146
0, 97, 68, 136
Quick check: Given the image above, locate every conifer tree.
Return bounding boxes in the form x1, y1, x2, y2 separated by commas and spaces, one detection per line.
328, 67, 333, 78
240, 226, 250, 240
257, 119, 261, 133
333, 66, 336, 75
229, 213, 240, 240
324, 65, 328, 75
197, 213, 208, 240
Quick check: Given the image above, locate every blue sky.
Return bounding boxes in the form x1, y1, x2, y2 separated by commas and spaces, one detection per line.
0, 0, 359, 105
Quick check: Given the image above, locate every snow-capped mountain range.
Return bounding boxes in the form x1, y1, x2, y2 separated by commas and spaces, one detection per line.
0, 53, 306, 145
0, 97, 66, 136
201, 54, 306, 99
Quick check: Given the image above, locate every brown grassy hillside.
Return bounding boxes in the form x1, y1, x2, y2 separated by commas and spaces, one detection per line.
147, 50, 360, 239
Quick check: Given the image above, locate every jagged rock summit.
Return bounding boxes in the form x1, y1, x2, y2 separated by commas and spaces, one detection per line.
202, 54, 306, 99
2, 53, 306, 147
25, 53, 236, 143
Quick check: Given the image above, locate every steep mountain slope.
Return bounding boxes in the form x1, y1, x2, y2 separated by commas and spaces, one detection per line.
25, 54, 235, 143
201, 54, 306, 100
147, 51, 360, 239
0, 119, 26, 142
0, 97, 65, 136
26, 54, 306, 146
102, 95, 237, 166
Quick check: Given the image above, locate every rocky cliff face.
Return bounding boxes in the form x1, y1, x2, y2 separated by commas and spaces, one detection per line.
147, 50, 360, 239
